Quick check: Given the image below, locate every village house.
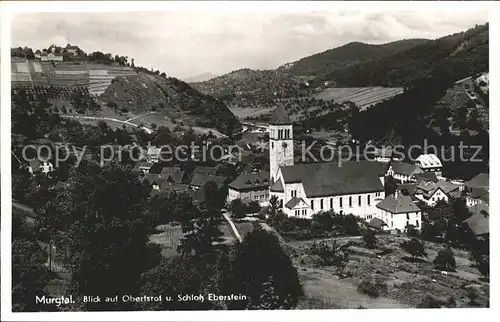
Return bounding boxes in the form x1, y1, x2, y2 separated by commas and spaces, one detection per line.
414, 181, 461, 206
27, 159, 54, 175
189, 173, 227, 191
144, 171, 189, 196
464, 172, 489, 207
135, 162, 154, 174
227, 171, 270, 206
146, 146, 161, 163
463, 203, 489, 239
415, 154, 443, 177
65, 44, 80, 55
386, 161, 423, 183
412, 172, 439, 184
370, 147, 402, 163
375, 191, 422, 231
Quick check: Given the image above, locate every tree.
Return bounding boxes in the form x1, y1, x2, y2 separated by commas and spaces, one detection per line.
229, 228, 303, 309
140, 257, 214, 310
178, 182, 224, 258
52, 161, 161, 310
362, 229, 378, 249
229, 199, 247, 219
268, 195, 279, 218
477, 255, 489, 279
384, 175, 398, 196
400, 238, 427, 260
308, 239, 349, 275
433, 246, 456, 271
405, 224, 419, 237
12, 239, 56, 312
466, 287, 479, 306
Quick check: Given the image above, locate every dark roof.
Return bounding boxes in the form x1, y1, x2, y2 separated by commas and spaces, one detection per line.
285, 197, 306, 209
390, 161, 420, 176
464, 203, 489, 236
414, 181, 459, 199
270, 106, 292, 125
145, 172, 185, 186
376, 193, 421, 214
270, 178, 284, 192
398, 183, 417, 196
369, 218, 387, 229
192, 166, 217, 176
190, 173, 227, 189
470, 187, 489, 200
372, 147, 393, 158
160, 166, 182, 175
150, 183, 190, 197
413, 172, 439, 183
466, 173, 489, 190
228, 171, 270, 190
280, 161, 384, 198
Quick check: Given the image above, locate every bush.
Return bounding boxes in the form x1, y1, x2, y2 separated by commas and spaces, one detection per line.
406, 224, 420, 237
357, 278, 387, 298
417, 295, 443, 308
400, 238, 427, 259
433, 246, 456, 271
308, 239, 349, 274
362, 229, 378, 249
466, 287, 479, 305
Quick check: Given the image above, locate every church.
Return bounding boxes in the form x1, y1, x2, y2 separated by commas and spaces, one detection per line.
267, 106, 387, 220
228, 106, 423, 230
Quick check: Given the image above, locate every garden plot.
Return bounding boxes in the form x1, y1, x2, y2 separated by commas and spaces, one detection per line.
287, 235, 489, 309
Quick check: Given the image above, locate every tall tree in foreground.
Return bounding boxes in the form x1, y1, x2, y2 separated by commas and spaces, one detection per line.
178, 181, 224, 258
62, 161, 161, 310
12, 239, 56, 312
229, 228, 303, 309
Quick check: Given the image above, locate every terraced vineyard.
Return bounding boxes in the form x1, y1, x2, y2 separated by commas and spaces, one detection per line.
314, 87, 404, 110
11, 59, 135, 95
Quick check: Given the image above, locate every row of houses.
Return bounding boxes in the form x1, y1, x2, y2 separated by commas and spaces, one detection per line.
225, 106, 489, 233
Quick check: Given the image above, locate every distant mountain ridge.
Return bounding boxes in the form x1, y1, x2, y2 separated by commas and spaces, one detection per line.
191, 38, 432, 107
192, 24, 487, 107
184, 72, 218, 83
282, 38, 431, 77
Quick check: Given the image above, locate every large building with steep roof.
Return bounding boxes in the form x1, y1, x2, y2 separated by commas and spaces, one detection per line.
266, 106, 387, 219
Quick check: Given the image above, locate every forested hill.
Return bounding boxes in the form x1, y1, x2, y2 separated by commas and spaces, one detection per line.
325, 23, 489, 87
191, 68, 307, 108
11, 58, 241, 135
190, 39, 429, 108
284, 39, 430, 77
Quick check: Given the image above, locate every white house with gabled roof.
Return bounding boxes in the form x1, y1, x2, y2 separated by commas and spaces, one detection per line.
415, 154, 443, 177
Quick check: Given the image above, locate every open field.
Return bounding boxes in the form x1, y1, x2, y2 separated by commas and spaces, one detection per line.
229, 107, 275, 119
288, 235, 489, 309
314, 87, 403, 110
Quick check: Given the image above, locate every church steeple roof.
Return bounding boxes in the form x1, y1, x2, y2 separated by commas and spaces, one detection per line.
270, 106, 292, 125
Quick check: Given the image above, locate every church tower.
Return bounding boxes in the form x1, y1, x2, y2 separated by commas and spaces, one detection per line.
269, 106, 294, 183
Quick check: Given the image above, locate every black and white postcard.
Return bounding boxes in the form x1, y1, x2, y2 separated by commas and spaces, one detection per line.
0, 1, 496, 321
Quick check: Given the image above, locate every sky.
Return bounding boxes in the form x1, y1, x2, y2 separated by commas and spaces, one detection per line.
11, 9, 488, 80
